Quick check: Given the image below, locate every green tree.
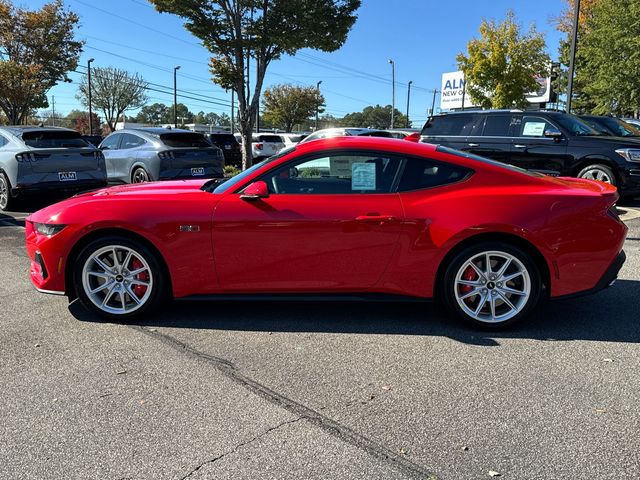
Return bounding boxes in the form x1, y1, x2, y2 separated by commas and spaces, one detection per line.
262, 84, 324, 132
135, 102, 170, 124
0, 0, 83, 124
148, 0, 361, 170
77, 67, 148, 132
341, 105, 408, 129
457, 11, 550, 109
576, 0, 640, 116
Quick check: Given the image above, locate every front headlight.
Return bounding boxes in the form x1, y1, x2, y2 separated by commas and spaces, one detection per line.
615, 148, 640, 162
34, 223, 66, 236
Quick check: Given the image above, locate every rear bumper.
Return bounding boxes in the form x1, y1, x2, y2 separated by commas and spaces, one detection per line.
13, 179, 108, 196
553, 250, 626, 300
158, 166, 224, 180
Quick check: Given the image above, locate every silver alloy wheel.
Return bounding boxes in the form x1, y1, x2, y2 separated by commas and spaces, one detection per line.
454, 250, 531, 324
132, 168, 149, 183
82, 245, 153, 315
579, 167, 613, 184
0, 175, 8, 210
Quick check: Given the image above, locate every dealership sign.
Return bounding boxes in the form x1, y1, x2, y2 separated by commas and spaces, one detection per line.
440, 71, 551, 111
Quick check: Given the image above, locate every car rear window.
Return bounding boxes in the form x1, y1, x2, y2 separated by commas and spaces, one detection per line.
422, 114, 480, 136
22, 130, 90, 148
258, 135, 283, 143
159, 133, 211, 148
397, 157, 472, 192
209, 134, 238, 143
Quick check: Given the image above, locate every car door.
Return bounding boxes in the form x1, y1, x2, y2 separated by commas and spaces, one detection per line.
509, 115, 569, 174
463, 114, 515, 164
99, 133, 123, 179
212, 151, 405, 292
115, 133, 146, 182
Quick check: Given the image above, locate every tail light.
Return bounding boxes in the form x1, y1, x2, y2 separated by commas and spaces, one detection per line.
16, 152, 37, 162
158, 151, 175, 160
255, 143, 263, 151
94, 151, 104, 161
404, 132, 421, 143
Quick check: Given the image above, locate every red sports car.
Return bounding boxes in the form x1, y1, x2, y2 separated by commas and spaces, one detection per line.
25, 137, 627, 329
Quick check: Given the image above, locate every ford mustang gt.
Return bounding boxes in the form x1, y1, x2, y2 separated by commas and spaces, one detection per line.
25, 137, 627, 329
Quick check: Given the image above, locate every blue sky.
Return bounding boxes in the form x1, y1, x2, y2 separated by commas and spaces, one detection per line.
27, 0, 567, 126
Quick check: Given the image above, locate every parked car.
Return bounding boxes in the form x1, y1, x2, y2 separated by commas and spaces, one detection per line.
580, 115, 640, 137
622, 118, 640, 129
99, 128, 224, 183
204, 132, 242, 168
80, 135, 104, 147
300, 127, 393, 144
26, 137, 626, 330
420, 110, 640, 197
250, 133, 285, 163
0, 126, 107, 211
384, 128, 421, 139
279, 133, 308, 148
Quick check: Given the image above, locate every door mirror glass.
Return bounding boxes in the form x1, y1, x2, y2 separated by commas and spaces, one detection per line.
240, 180, 269, 200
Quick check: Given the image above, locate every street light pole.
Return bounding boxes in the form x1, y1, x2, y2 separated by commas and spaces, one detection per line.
388, 59, 395, 128
173, 65, 181, 128
87, 58, 94, 135
566, 0, 581, 113
315, 80, 323, 131
406, 80, 413, 128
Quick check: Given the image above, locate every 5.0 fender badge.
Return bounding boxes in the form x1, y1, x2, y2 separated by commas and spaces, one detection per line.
179, 225, 200, 232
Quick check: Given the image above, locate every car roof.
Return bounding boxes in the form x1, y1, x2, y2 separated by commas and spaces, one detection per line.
0, 125, 78, 136
294, 135, 437, 155
118, 127, 197, 136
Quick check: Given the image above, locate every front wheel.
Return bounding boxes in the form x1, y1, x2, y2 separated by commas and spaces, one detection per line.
73, 237, 165, 321
441, 242, 542, 330
577, 164, 616, 185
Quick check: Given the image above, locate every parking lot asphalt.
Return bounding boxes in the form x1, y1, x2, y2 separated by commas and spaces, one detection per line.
1, 198, 639, 480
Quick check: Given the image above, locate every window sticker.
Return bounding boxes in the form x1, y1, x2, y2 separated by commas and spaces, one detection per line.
352, 162, 376, 190
330, 157, 353, 177
522, 121, 546, 137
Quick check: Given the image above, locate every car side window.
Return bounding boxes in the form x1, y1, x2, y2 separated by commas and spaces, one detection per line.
397, 157, 472, 192
100, 134, 121, 150
0, 135, 8, 148
423, 115, 480, 136
260, 152, 402, 194
120, 133, 146, 149
480, 115, 513, 137
516, 116, 557, 138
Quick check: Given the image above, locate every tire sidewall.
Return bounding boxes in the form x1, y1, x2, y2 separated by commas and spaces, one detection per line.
0, 172, 14, 211
578, 164, 616, 186
73, 236, 165, 321
132, 168, 150, 183
442, 241, 542, 330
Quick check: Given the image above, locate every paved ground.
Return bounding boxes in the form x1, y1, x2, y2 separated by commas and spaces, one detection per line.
1, 197, 639, 480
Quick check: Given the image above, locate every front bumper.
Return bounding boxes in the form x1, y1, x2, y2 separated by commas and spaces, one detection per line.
553, 250, 626, 300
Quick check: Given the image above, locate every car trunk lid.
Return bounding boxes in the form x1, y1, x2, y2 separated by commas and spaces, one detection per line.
19, 149, 102, 174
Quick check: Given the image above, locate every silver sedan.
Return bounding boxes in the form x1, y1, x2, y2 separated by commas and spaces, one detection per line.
99, 128, 224, 184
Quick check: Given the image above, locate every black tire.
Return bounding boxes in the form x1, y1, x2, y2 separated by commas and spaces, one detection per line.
73, 236, 166, 321
441, 241, 542, 330
577, 164, 616, 186
0, 172, 17, 212
131, 167, 150, 183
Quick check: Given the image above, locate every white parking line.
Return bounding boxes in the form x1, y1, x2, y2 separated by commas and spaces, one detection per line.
619, 207, 640, 222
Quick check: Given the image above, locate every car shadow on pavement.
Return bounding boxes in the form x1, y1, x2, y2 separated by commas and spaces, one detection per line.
70, 279, 640, 346
0, 213, 25, 228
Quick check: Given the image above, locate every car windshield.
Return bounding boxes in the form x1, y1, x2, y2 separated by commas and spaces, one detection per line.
159, 133, 211, 148
600, 117, 640, 137
436, 145, 544, 178
208, 146, 296, 194
554, 114, 601, 136
22, 130, 90, 148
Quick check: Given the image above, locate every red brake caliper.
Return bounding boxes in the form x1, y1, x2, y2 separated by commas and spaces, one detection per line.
460, 266, 476, 295
131, 259, 149, 297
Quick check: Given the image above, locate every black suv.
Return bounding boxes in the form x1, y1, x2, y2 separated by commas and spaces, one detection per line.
205, 133, 242, 168
420, 110, 640, 197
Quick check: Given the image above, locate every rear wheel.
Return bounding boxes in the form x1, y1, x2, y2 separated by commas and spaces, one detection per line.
441, 242, 542, 330
577, 164, 616, 185
0, 172, 16, 211
73, 236, 165, 321
132, 167, 150, 183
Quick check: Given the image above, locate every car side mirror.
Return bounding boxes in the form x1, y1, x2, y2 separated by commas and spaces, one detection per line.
544, 129, 562, 140
240, 180, 269, 200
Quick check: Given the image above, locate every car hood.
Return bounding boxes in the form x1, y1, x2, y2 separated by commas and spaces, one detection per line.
27, 179, 212, 223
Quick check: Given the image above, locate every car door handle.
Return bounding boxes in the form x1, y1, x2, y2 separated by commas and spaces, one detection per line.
468, 143, 479, 147
514, 144, 527, 149
355, 215, 396, 223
